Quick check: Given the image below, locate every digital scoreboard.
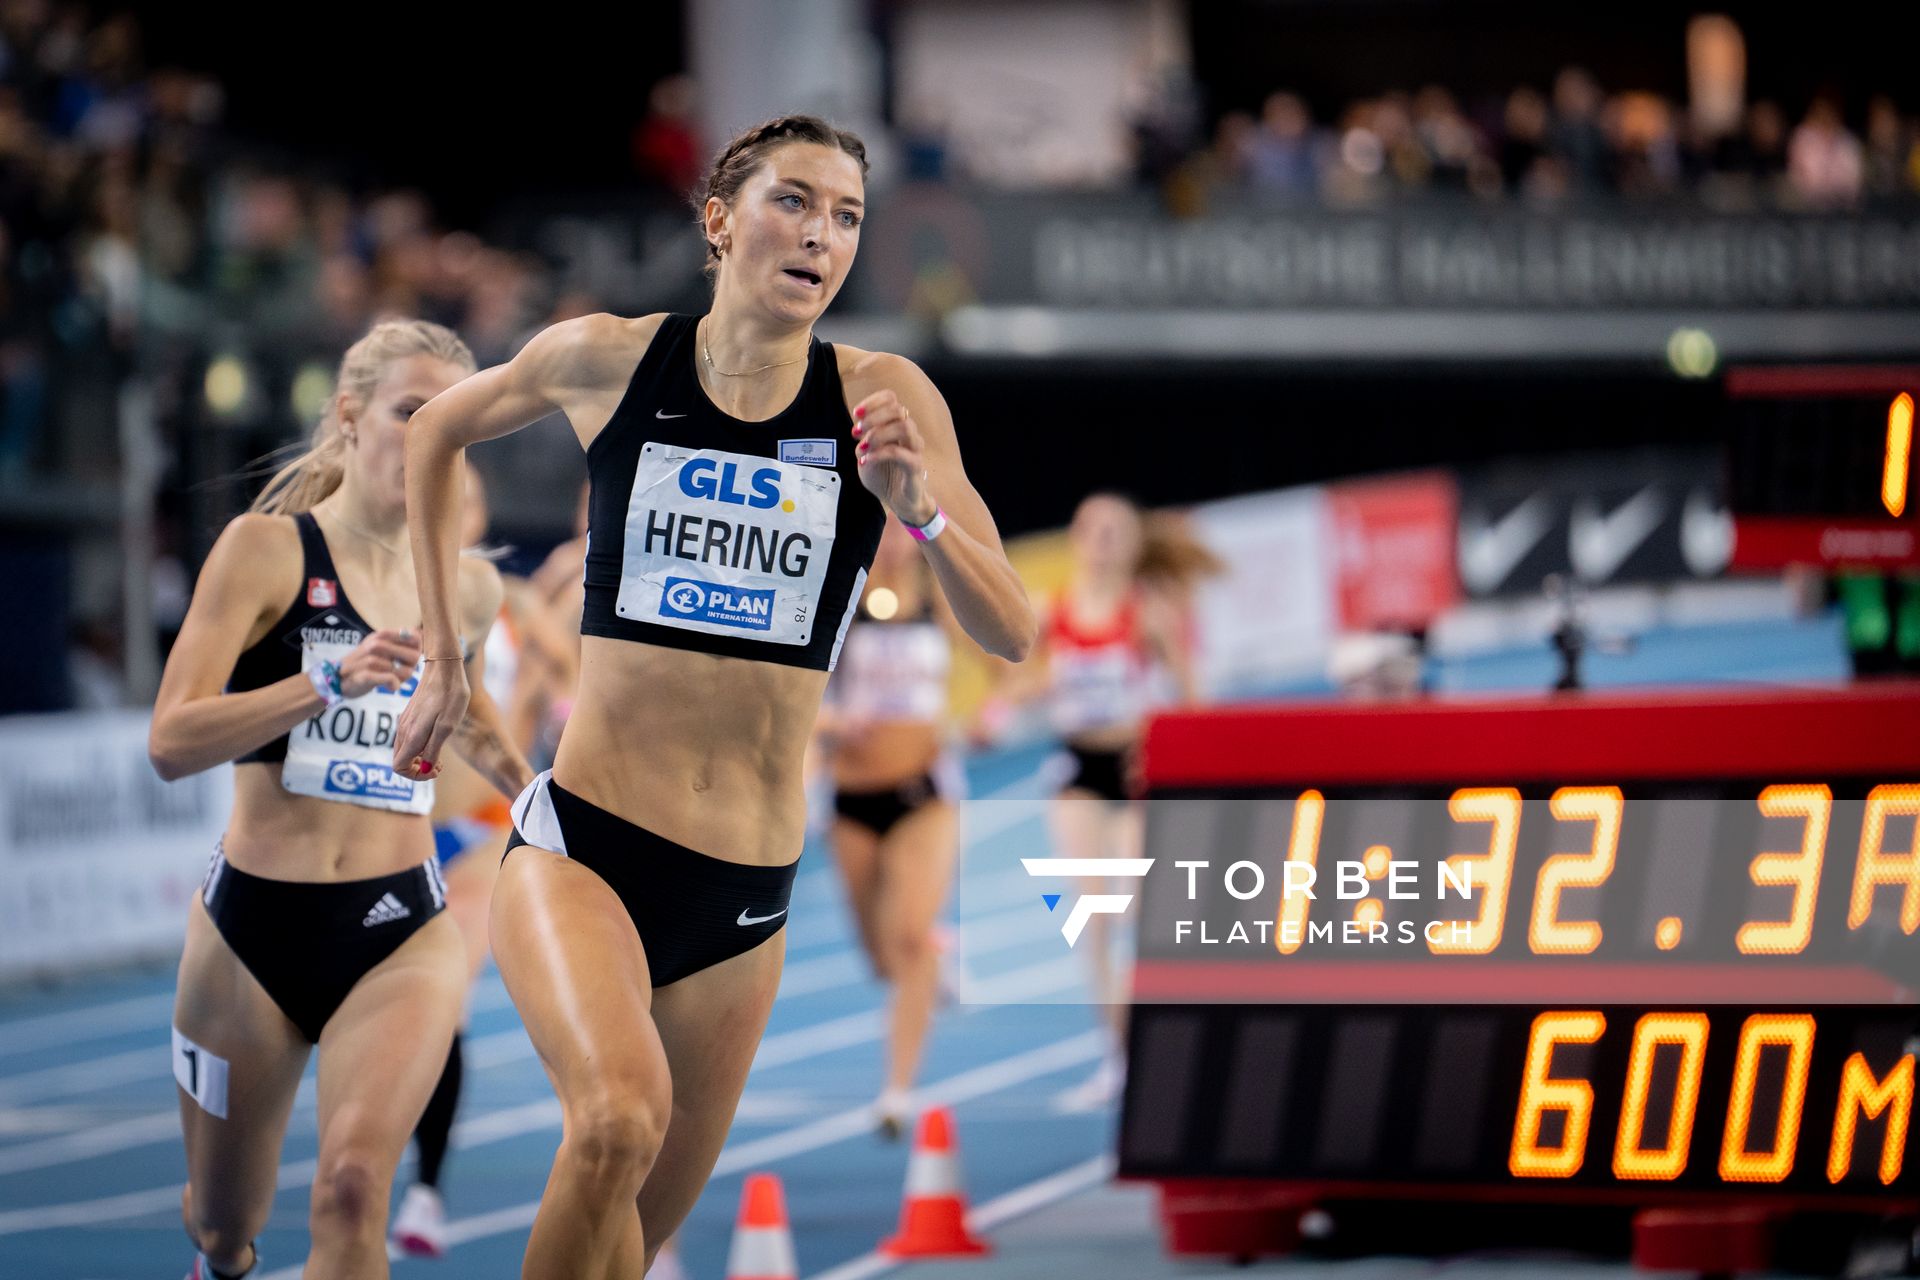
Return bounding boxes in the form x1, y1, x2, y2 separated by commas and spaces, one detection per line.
1120, 685, 1920, 1264
1726, 365, 1918, 569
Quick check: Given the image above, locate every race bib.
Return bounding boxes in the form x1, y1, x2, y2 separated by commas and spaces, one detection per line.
1051, 648, 1146, 735
615, 443, 840, 647
282, 638, 433, 814
837, 623, 950, 721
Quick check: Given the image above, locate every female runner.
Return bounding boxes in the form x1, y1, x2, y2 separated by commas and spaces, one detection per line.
820, 517, 963, 1137
149, 320, 533, 1279
393, 116, 1033, 1277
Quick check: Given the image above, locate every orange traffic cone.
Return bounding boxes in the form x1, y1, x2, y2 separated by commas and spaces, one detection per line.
725, 1173, 798, 1280
879, 1107, 991, 1258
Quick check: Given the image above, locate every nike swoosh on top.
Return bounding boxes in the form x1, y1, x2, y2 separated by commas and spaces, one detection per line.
737, 907, 788, 926
656, 409, 688, 419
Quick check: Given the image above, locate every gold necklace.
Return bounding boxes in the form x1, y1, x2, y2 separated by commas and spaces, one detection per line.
701, 321, 809, 378
325, 508, 407, 558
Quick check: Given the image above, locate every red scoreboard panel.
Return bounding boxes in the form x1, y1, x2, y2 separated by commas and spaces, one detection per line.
1124, 684, 1920, 1267
1726, 365, 1917, 570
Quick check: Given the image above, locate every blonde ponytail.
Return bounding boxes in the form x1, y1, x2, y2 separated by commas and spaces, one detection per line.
251, 318, 476, 515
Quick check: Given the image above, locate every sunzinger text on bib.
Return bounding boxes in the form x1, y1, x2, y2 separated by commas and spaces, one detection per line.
616, 443, 840, 646
282, 639, 433, 814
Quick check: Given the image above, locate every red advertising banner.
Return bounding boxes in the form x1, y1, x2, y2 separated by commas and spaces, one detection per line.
1327, 471, 1460, 631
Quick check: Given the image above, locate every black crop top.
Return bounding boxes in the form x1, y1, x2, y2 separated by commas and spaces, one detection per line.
579, 314, 887, 670
229, 513, 377, 764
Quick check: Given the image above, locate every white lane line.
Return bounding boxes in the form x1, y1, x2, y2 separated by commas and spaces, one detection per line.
971, 1153, 1117, 1231
0, 1010, 526, 1177
779, 896, 1042, 999
0, 976, 517, 1104
0, 993, 175, 1060
0, 771, 1045, 1085
0, 952, 1092, 1231
0, 936, 1082, 1179
0, 1109, 182, 1174
0, 1045, 162, 1107
0, 938, 1069, 1176
0, 797, 1066, 1169
713, 1031, 1100, 1174
250, 1029, 1107, 1279
805, 1153, 1116, 1280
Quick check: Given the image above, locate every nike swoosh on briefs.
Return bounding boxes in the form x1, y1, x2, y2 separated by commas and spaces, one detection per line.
656, 409, 688, 419
737, 907, 788, 926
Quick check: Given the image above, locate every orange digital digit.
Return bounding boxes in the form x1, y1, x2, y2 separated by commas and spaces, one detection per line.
1531, 787, 1624, 955
1828, 1052, 1914, 1185
1887, 392, 1913, 518
1720, 1014, 1815, 1183
1511, 1011, 1606, 1178
1737, 785, 1832, 956
1851, 785, 1920, 933
1613, 1012, 1709, 1181
1274, 790, 1325, 955
1431, 788, 1521, 955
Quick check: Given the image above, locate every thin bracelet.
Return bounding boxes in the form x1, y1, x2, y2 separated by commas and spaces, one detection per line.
422, 655, 463, 662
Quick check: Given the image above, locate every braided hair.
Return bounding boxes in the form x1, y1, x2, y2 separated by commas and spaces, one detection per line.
694, 115, 869, 276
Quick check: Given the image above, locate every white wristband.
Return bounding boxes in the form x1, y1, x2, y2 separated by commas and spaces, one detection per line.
307, 663, 343, 709
905, 506, 947, 542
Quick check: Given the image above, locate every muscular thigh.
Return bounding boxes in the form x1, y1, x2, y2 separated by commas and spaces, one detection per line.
490, 846, 666, 1104
314, 912, 467, 1148
441, 847, 501, 980
636, 933, 786, 1237
830, 819, 882, 919
875, 800, 957, 938
172, 899, 312, 1226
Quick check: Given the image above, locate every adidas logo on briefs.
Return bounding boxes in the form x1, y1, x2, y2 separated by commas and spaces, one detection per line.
362, 893, 411, 927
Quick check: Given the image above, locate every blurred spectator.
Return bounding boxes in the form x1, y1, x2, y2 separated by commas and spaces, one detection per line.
1865, 95, 1917, 198
1789, 94, 1865, 206
67, 615, 125, 708
1166, 109, 1253, 215
1129, 64, 1203, 191
896, 103, 951, 184
1411, 86, 1483, 194
1324, 100, 1387, 205
1247, 92, 1319, 197
1376, 94, 1429, 190
1685, 14, 1747, 141
1608, 91, 1683, 197
1549, 67, 1612, 192
631, 74, 702, 198
1499, 87, 1564, 200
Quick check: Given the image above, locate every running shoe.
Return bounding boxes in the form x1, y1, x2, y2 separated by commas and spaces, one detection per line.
390, 1183, 448, 1259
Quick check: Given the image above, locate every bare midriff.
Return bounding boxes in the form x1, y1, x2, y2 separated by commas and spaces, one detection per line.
224, 767, 433, 881
831, 721, 942, 792
1067, 722, 1139, 754
550, 636, 826, 866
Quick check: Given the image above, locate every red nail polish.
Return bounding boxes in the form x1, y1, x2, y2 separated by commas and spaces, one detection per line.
854, 406, 866, 419
851, 424, 863, 437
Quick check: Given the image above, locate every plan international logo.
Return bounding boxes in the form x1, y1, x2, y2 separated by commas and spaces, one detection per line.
1020, 858, 1155, 947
